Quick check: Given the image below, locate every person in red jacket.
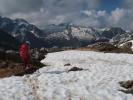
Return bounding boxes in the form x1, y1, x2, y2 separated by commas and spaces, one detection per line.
19, 41, 31, 70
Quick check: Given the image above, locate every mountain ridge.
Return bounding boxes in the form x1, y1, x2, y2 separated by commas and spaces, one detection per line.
0, 16, 132, 49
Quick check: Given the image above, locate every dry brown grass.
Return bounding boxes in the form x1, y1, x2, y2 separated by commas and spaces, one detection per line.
0, 62, 44, 78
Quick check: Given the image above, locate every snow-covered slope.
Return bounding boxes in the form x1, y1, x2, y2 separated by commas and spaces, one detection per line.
0, 50, 133, 100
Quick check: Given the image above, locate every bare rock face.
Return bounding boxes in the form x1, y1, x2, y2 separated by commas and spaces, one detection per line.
80, 42, 133, 54
81, 42, 122, 53
119, 41, 133, 53
31, 48, 47, 61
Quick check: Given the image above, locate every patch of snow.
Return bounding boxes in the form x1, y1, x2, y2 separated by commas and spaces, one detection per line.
0, 76, 34, 100
0, 50, 133, 100
95, 28, 106, 32
39, 50, 133, 100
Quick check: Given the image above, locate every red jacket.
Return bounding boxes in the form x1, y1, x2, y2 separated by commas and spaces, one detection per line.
19, 43, 30, 59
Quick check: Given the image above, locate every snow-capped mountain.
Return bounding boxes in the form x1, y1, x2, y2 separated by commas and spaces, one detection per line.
0, 16, 48, 48
43, 24, 127, 47
110, 32, 133, 45
0, 16, 132, 48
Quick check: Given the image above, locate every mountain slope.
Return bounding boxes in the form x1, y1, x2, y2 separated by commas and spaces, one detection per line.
0, 29, 20, 50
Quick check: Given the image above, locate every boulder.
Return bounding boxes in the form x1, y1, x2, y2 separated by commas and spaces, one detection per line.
68, 67, 83, 72
31, 48, 47, 61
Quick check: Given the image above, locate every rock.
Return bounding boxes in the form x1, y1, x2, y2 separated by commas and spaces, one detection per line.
40, 47, 48, 54
119, 80, 133, 89
64, 63, 71, 66
30, 48, 47, 67
31, 48, 47, 61
119, 41, 133, 53
68, 67, 83, 72
119, 80, 133, 94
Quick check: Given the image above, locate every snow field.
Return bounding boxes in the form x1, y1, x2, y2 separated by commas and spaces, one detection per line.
0, 50, 133, 100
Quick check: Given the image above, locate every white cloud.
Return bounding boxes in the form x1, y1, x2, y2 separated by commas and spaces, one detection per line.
1, 0, 133, 30
107, 7, 133, 30
108, 8, 125, 26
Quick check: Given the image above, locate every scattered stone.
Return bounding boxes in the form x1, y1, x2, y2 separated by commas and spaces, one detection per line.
31, 48, 47, 61
68, 67, 83, 72
64, 63, 71, 66
119, 42, 133, 53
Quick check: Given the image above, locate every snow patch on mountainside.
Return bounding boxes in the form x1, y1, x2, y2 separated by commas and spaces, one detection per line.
70, 27, 96, 40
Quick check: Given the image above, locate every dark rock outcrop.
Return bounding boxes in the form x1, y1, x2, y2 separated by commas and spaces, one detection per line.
119, 80, 133, 94
64, 63, 71, 66
119, 41, 133, 53
80, 42, 122, 53
30, 48, 47, 67
5, 50, 21, 62
68, 67, 83, 72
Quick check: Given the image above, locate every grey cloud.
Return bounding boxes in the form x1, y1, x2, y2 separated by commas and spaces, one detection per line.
123, 0, 133, 9
4, 0, 100, 27
0, 0, 43, 15
1, 0, 133, 30
108, 8, 133, 30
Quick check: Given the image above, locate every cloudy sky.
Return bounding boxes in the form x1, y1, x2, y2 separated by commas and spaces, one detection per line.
0, 0, 133, 30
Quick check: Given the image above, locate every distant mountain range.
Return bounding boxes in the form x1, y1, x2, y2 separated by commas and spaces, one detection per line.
0, 16, 133, 49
